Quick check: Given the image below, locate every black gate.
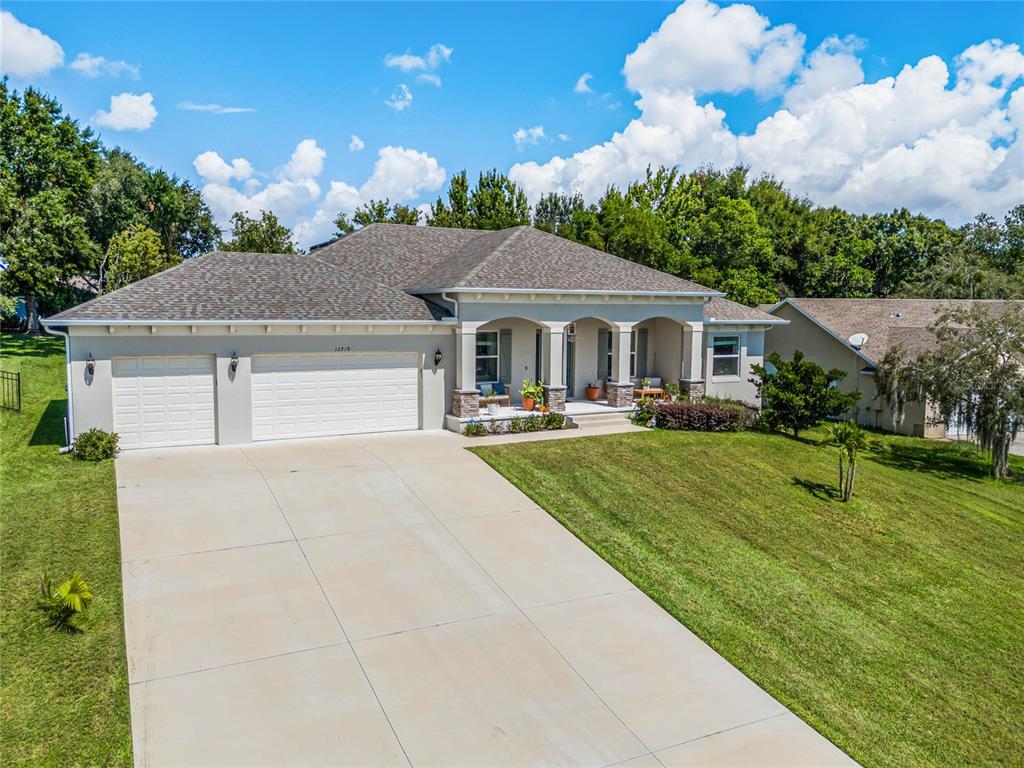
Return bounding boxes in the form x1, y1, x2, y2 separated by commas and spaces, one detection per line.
0, 370, 21, 413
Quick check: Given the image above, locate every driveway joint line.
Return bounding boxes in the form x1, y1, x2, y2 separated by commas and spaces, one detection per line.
239, 446, 415, 768
522, 585, 640, 612
653, 710, 791, 754
349, 604, 520, 644
120, 536, 296, 565
128, 639, 352, 686
364, 441, 657, 759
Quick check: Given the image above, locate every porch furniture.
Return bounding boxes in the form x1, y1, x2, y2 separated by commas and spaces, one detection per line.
633, 387, 666, 400
479, 394, 511, 408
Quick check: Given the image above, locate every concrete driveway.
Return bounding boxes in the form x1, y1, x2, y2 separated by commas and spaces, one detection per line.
117, 431, 855, 767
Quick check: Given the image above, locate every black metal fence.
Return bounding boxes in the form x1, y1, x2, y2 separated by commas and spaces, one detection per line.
1, 370, 21, 413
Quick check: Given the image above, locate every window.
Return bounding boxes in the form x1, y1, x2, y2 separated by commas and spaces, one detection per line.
629, 329, 648, 379
712, 335, 740, 377
475, 331, 499, 382
629, 331, 636, 377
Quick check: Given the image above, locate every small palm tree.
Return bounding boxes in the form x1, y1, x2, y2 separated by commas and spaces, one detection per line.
39, 573, 94, 631
818, 421, 876, 501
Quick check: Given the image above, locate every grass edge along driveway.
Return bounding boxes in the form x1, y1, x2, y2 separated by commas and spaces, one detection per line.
0, 333, 132, 766
471, 429, 1023, 768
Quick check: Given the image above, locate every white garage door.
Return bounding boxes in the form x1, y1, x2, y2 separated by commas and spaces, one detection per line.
112, 356, 216, 449
251, 352, 420, 441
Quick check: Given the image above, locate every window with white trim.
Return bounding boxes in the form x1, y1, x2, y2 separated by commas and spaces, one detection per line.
629, 331, 637, 377
712, 335, 740, 377
475, 331, 498, 382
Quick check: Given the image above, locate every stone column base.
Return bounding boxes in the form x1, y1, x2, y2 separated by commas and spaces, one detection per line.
679, 379, 705, 400
542, 385, 567, 413
606, 382, 634, 408
452, 389, 480, 418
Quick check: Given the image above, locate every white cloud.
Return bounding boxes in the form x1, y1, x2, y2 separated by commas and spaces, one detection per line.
623, 0, 804, 97
386, 83, 413, 111
558, 133, 570, 141
195, 140, 446, 248
177, 101, 254, 114
69, 52, 139, 79
193, 151, 254, 184
513, 125, 546, 150
0, 11, 64, 77
417, 73, 442, 87
91, 92, 157, 131
349, 134, 365, 152
511, 0, 1024, 224
280, 138, 326, 181
385, 43, 452, 73
575, 73, 594, 94
784, 36, 864, 113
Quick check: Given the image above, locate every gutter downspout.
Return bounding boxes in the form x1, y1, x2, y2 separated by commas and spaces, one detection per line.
440, 291, 459, 321
44, 323, 75, 452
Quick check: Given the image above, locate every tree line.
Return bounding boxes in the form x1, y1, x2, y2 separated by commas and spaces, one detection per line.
3, 82, 1022, 329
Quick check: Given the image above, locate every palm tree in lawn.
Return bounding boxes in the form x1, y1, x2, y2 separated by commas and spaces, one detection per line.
818, 420, 876, 501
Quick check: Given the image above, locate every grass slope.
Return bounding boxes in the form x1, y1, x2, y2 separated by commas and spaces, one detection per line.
1, 334, 132, 766
472, 429, 1023, 768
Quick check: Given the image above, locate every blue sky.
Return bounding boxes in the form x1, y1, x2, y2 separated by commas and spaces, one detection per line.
3, 1, 1023, 245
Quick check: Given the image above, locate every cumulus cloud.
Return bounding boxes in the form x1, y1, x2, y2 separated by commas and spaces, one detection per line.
194, 140, 446, 248
349, 134, 365, 152
417, 73, 442, 87
574, 73, 594, 94
177, 101, 254, 114
69, 52, 139, 79
386, 83, 413, 111
385, 43, 452, 72
0, 11, 64, 77
513, 125, 546, 149
511, 0, 1024, 224
91, 92, 157, 131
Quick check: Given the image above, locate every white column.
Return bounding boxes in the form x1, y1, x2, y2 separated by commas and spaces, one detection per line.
610, 322, 634, 383
541, 322, 567, 387
682, 321, 704, 380
454, 322, 481, 390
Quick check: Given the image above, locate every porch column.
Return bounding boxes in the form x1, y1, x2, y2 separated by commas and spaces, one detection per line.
452, 322, 481, 418
680, 321, 705, 400
541, 322, 567, 412
608, 322, 635, 408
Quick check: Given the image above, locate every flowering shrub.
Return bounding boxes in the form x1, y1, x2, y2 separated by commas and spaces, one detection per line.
654, 401, 743, 432
463, 421, 487, 437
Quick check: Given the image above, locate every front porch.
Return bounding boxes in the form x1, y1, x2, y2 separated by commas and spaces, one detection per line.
447, 312, 706, 425
443, 397, 633, 433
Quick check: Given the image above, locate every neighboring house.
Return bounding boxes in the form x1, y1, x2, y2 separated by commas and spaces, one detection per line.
763, 298, 1021, 438
42, 224, 782, 450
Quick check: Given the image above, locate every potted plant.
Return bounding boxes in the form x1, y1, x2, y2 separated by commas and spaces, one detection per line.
584, 375, 601, 401
640, 377, 652, 390
519, 378, 543, 411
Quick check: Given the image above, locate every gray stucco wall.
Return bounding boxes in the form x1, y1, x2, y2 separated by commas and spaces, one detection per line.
66, 326, 453, 445
703, 327, 764, 405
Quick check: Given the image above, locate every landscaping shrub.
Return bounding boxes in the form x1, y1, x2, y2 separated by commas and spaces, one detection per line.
702, 395, 762, 430
38, 573, 93, 632
631, 396, 658, 427
463, 421, 487, 437
655, 401, 742, 432
541, 412, 566, 430
72, 429, 119, 461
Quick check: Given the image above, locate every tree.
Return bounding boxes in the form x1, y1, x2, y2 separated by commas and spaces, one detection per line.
221, 210, 298, 254
100, 225, 180, 293
817, 420, 876, 501
352, 198, 420, 227
750, 350, 861, 437
427, 170, 471, 228
427, 169, 529, 230
0, 83, 101, 330
875, 304, 1024, 478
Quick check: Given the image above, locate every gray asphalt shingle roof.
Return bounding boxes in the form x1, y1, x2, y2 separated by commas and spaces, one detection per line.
48, 224, 779, 323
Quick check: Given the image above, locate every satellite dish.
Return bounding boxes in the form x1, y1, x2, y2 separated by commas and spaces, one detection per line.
848, 332, 869, 349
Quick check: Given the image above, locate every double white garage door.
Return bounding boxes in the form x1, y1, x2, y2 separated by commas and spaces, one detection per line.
112, 352, 420, 449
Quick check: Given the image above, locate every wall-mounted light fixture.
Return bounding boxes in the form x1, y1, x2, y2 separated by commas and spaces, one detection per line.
433, 348, 443, 367
229, 352, 239, 374
86, 354, 96, 376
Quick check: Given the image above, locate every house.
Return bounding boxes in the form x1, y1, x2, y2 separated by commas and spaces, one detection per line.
42, 224, 783, 450
763, 298, 1020, 438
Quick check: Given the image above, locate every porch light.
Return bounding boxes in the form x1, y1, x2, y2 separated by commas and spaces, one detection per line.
434, 348, 443, 367
229, 352, 239, 374
86, 355, 95, 376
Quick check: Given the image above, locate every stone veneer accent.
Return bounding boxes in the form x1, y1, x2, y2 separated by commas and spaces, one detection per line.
679, 379, 706, 400
451, 389, 480, 418
606, 382, 634, 408
542, 385, 567, 413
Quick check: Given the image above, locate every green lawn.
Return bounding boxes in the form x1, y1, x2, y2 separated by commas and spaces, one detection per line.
1, 334, 132, 766
471, 428, 1023, 768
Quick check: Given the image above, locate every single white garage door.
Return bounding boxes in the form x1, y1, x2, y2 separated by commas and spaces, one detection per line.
251, 352, 420, 441
112, 356, 216, 449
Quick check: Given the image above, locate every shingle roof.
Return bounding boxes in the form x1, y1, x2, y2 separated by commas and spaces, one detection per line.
48, 251, 448, 322
703, 296, 783, 324
772, 298, 1021, 364
47, 224, 721, 323
405, 225, 713, 293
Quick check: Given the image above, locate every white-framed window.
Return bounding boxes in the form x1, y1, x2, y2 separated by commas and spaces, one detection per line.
475, 331, 499, 382
712, 335, 740, 377
629, 331, 637, 378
